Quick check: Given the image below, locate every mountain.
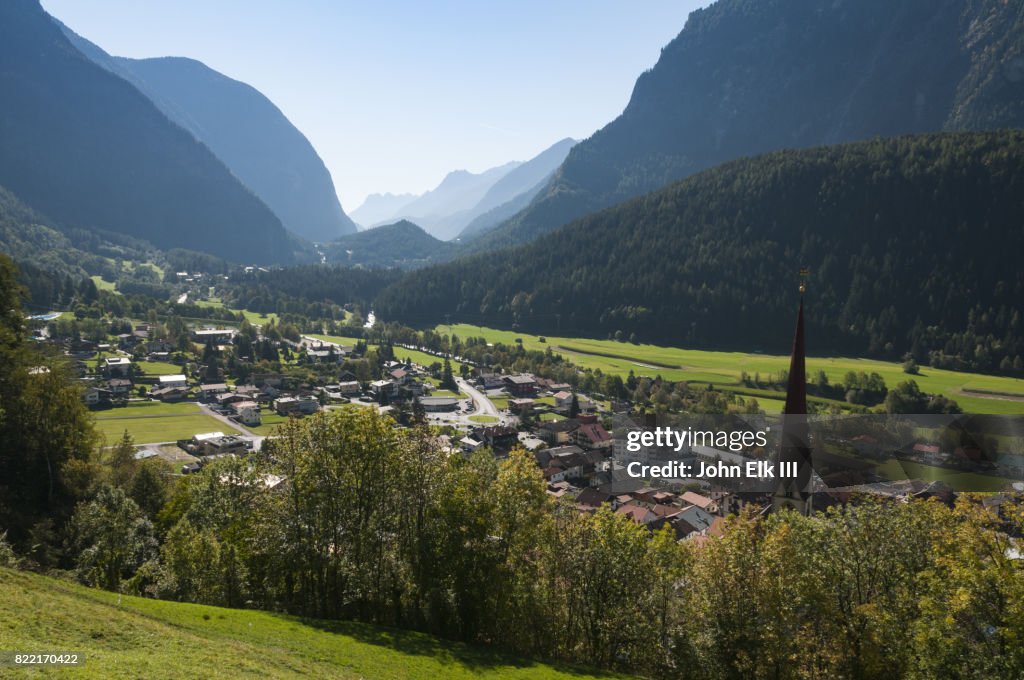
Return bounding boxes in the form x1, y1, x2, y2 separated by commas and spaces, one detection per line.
470, 0, 1024, 252
455, 138, 576, 240
376, 131, 1024, 374
56, 23, 357, 243
350, 193, 419, 229
359, 139, 578, 241
0, 0, 292, 264
322, 220, 457, 269
379, 162, 521, 240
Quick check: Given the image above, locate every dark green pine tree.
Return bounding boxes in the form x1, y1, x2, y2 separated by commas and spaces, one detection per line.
440, 357, 458, 391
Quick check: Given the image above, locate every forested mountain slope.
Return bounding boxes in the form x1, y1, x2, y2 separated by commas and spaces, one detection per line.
377, 132, 1024, 374
0, 0, 292, 264
469, 0, 1024, 252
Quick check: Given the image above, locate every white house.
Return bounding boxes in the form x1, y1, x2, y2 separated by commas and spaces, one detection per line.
159, 374, 188, 389
231, 400, 262, 426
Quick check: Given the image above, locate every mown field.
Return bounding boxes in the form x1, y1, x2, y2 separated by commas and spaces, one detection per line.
92, 401, 237, 444
0, 568, 619, 680
443, 324, 1024, 415
308, 334, 468, 375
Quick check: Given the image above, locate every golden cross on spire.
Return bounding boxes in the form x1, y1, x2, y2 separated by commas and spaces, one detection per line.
799, 267, 809, 294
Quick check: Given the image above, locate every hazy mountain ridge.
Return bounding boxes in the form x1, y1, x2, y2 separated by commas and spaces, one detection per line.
355, 138, 577, 240
469, 0, 1024, 252
57, 21, 357, 243
456, 137, 576, 240
350, 193, 419, 229
373, 163, 521, 240
0, 0, 292, 264
376, 131, 1024, 372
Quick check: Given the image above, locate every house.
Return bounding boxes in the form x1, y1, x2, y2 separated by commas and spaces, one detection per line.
337, 381, 361, 396
273, 395, 319, 416
216, 392, 246, 407
459, 436, 483, 454
159, 374, 188, 389
199, 383, 229, 401
306, 347, 341, 363
681, 491, 719, 514
503, 374, 538, 397
553, 391, 574, 409
83, 386, 112, 408
508, 398, 535, 413
191, 431, 225, 450
539, 418, 581, 445
477, 374, 506, 391
575, 488, 612, 510
103, 357, 132, 378
191, 328, 236, 344
669, 506, 716, 538
616, 501, 658, 525
108, 378, 132, 396
473, 425, 519, 452
198, 434, 248, 456
369, 380, 396, 400
574, 416, 612, 450
150, 386, 187, 402
116, 333, 138, 349
231, 400, 262, 426
147, 339, 174, 353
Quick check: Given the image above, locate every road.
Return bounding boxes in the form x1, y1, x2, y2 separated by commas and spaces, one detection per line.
457, 377, 501, 419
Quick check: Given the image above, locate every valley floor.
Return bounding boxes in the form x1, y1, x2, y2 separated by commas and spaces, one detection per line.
442, 324, 1024, 415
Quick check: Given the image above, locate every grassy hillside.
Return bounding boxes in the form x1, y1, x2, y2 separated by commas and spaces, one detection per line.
0, 568, 620, 679
443, 324, 1024, 415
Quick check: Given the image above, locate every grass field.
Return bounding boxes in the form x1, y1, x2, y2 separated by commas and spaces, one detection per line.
442, 324, 1024, 415
0, 568, 617, 680
540, 413, 566, 422
875, 458, 1013, 492
469, 415, 499, 423
308, 334, 467, 375
306, 333, 364, 347
90, 275, 118, 293
93, 401, 237, 444
139, 360, 186, 376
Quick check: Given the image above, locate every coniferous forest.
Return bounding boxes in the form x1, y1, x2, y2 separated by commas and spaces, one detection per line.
378, 132, 1024, 374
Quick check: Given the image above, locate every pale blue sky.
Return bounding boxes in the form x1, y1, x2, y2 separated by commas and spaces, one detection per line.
42, 1, 708, 210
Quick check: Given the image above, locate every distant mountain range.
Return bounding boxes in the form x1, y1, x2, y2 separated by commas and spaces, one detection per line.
353, 138, 576, 240
0, 0, 293, 264
321, 220, 455, 269
350, 193, 419, 230
376, 131, 1024, 373
467, 0, 1024, 252
56, 21, 357, 244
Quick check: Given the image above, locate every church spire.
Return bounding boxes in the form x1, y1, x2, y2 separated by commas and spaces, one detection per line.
783, 270, 808, 416
773, 269, 814, 515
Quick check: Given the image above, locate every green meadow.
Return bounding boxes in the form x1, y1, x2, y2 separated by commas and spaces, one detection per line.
443, 324, 1024, 415
0, 568, 617, 680
93, 401, 237, 444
